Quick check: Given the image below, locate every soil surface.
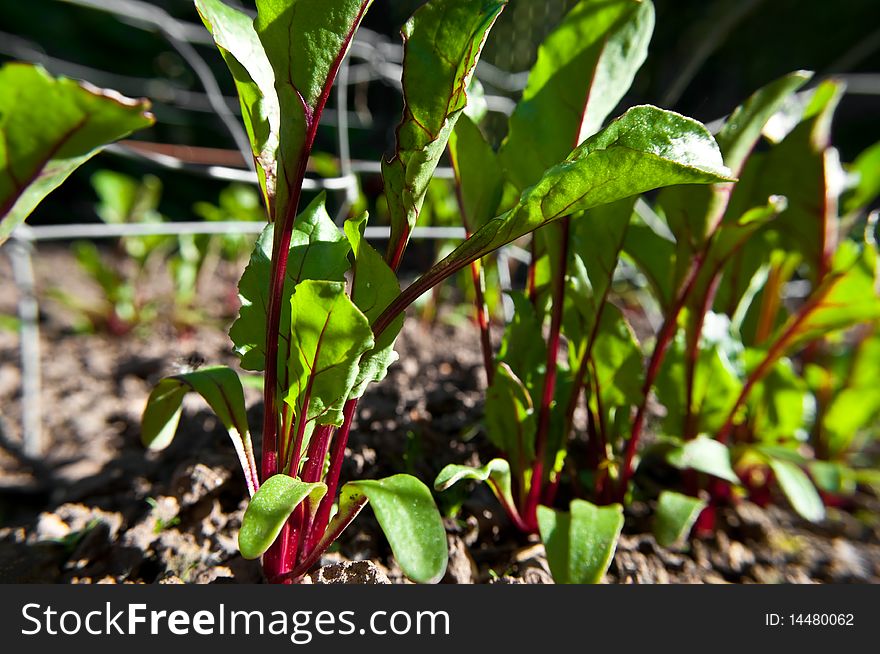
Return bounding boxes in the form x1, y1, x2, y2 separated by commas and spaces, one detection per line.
1, 245, 879, 584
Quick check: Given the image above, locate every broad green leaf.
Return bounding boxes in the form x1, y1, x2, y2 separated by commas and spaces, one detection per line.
666, 436, 739, 484
255, 0, 373, 219
230, 193, 351, 372
394, 106, 732, 306
383, 0, 505, 263
564, 198, 636, 366
344, 214, 403, 398
285, 280, 375, 436
768, 459, 825, 522
341, 475, 448, 584
727, 80, 845, 284
0, 63, 154, 244
448, 114, 504, 232
238, 475, 327, 559
500, 0, 655, 190
653, 490, 706, 548
537, 499, 623, 584
717, 71, 813, 176
655, 70, 810, 284
746, 357, 809, 444
622, 219, 677, 309
497, 292, 547, 389
485, 363, 536, 473
195, 0, 279, 209
821, 331, 880, 457
655, 334, 741, 437
587, 305, 643, 409
766, 240, 880, 354
844, 141, 880, 214
141, 366, 258, 496
434, 458, 515, 513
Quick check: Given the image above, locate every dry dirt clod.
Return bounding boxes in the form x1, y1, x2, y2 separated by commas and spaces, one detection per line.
306, 560, 391, 584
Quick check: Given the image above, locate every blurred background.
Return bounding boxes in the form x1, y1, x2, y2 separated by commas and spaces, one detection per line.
1, 0, 878, 230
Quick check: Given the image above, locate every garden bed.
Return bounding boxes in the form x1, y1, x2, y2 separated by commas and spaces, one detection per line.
1, 246, 878, 585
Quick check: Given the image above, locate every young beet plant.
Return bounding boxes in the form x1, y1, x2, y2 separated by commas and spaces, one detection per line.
141, 0, 731, 584
636, 76, 880, 529
434, 0, 880, 585
436, 0, 737, 582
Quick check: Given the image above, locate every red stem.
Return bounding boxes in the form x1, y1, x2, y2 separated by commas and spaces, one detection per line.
305, 398, 357, 556
618, 253, 706, 501
715, 288, 828, 444
522, 218, 570, 530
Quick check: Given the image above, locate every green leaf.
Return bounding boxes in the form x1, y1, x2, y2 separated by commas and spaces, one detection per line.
844, 140, 880, 215
655, 331, 741, 437
497, 292, 547, 388
229, 193, 351, 372
285, 280, 375, 436
717, 70, 813, 176
767, 240, 880, 353
194, 0, 279, 209
501, 0, 654, 190
485, 363, 537, 473
0, 63, 154, 244
564, 198, 636, 364
255, 0, 373, 219
344, 214, 403, 398
666, 436, 739, 484
434, 458, 515, 513
728, 80, 845, 283
141, 366, 258, 496
341, 475, 448, 584
587, 305, 643, 414
746, 357, 808, 444
383, 0, 506, 263
397, 106, 732, 305
653, 491, 706, 548
238, 475, 327, 559
821, 331, 880, 457
655, 72, 810, 289
622, 219, 677, 310
768, 459, 825, 522
448, 114, 504, 232
537, 499, 624, 584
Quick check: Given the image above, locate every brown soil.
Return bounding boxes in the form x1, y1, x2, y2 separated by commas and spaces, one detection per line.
1, 245, 878, 584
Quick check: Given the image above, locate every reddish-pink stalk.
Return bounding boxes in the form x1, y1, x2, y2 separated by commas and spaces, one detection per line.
715, 286, 830, 444
295, 424, 334, 562
305, 399, 357, 555
618, 253, 706, 501
522, 218, 570, 530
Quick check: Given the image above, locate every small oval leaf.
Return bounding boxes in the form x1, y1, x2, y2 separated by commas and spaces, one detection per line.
666, 436, 740, 484
239, 475, 327, 560
769, 459, 825, 523
653, 490, 707, 548
345, 475, 448, 584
